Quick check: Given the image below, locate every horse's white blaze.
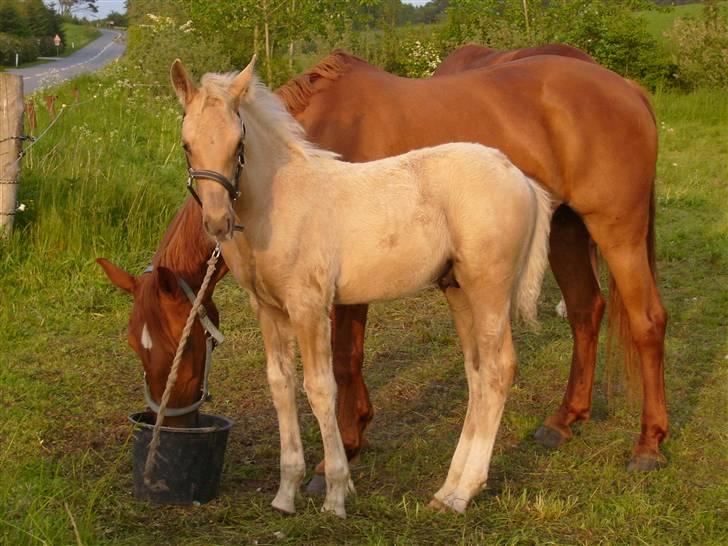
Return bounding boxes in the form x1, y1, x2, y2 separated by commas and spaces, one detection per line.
141, 323, 153, 350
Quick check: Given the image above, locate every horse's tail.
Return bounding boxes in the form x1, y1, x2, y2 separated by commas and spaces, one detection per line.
515, 178, 552, 326
606, 184, 657, 394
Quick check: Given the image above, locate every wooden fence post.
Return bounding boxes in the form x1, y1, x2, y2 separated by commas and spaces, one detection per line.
0, 73, 24, 236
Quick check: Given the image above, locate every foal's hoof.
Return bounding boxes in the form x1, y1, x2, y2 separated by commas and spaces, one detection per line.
305, 474, 327, 496
271, 500, 296, 516
427, 497, 449, 513
627, 453, 667, 472
428, 495, 467, 514
534, 425, 567, 449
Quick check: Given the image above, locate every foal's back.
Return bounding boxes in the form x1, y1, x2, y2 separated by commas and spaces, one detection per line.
296, 143, 537, 304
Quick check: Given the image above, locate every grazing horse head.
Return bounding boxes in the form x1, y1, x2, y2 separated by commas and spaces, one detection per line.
97, 215, 224, 427
170, 57, 258, 241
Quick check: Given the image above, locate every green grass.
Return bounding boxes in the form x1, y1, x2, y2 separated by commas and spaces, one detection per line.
1, 66, 727, 544
60, 23, 102, 57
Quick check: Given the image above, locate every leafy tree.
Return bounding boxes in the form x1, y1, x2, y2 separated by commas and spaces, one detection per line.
105, 11, 129, 27
0, 1, 30, 37
57, 0, 98, 17
24, 0, 56, 37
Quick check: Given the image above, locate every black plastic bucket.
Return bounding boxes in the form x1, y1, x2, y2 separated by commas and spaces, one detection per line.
128, 411, 233, 505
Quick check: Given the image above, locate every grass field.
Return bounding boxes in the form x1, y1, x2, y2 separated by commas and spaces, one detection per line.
1, 60, 727, 544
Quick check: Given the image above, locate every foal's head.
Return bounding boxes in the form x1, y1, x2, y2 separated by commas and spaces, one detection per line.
171, 57, 258, 241
97, 259, 217, 427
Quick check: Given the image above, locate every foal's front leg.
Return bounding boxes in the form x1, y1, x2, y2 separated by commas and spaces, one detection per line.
258, 306, 304, 515
292, 306, 351, 518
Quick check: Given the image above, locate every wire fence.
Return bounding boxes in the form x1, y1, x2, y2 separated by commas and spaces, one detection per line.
0, 93, 103, 218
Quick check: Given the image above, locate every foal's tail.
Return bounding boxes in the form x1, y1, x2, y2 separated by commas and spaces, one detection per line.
514, 178, 552, 326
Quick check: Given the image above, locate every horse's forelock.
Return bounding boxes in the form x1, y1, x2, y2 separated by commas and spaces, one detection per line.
199, 71, 237, 102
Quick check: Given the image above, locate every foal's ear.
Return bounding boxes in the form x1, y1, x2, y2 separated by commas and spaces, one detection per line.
229, 54, 257, 103
156, 266, 181, 299
170, 59, 197, 106
97, 258, 136, 295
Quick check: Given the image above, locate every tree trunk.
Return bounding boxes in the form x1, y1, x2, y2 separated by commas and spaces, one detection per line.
0, 74, 24, 236
522, 0, 532, 43
265, 20, 272, 85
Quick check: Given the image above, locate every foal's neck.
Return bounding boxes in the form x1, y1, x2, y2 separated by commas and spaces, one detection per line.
238, 110, 301, 205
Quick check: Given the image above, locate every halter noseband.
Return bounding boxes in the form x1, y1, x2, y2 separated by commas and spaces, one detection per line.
140, 264, 225, 418
185, 118, 246, 234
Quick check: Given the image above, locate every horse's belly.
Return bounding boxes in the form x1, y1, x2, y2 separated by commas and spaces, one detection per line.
334, 230, 450, 304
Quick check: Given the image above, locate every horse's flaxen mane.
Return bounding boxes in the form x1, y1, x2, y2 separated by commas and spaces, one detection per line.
275, 49, 364, 115
200, 69, 338, 161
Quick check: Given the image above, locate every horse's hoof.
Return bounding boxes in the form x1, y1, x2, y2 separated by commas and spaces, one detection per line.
627, 453, 667, 472
534, 425, 567, 449
305, 474, 327, 496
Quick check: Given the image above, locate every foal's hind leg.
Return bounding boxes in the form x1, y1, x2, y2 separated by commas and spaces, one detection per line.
430, 287, 480, 510
432, 284, 515, 513
535, 206, 606, 448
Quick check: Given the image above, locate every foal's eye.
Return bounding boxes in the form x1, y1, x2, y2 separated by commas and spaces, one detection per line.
181, 142, 190, 152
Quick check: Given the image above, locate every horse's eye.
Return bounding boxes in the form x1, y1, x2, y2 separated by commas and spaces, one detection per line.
182, 142, 190, 152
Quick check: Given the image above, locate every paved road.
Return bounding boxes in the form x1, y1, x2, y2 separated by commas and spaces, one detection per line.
7, 29, 126, 94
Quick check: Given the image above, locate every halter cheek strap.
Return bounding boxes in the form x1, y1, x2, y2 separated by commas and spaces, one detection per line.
141, 267, 225, 417
185, 121, 246, 234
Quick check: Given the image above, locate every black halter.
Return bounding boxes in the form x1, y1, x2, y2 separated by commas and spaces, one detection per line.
185, 119, 246, 225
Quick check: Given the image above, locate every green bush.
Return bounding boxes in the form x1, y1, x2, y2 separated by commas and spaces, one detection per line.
438, 0, 676, 89
0, 32, 39, 66
665, 1, 728, 90
541, 1, 676, 89
126, 12, 232, 86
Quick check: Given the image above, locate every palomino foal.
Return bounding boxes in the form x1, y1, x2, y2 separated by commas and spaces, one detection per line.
171, 56, 551, 517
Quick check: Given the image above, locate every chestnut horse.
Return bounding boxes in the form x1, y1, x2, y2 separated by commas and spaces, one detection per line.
433, 43, 596, 76
99, 48, 666, 486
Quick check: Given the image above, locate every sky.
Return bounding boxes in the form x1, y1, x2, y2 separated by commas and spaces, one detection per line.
46, 0, 126, 19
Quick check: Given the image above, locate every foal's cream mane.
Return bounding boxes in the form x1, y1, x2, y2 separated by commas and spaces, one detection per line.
199, 71, 338, 161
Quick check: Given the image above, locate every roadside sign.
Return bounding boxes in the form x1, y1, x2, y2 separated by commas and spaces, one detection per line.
53, 34, 61, 47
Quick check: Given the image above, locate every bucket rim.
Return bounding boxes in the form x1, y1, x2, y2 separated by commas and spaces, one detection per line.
128, 411, 234, 434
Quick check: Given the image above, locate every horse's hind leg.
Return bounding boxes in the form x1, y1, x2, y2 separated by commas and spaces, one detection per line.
535, 206, 606, 447
585, 214, 668, 470
307, 304, 373, 494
